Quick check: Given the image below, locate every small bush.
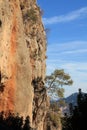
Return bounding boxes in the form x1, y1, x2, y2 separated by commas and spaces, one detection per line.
24, 9, 38, 23
49, 112, 60, 127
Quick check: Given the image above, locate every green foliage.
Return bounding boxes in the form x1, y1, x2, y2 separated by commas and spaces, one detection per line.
50, 102, 60, 111
45, 101, 62, 129
62, 89, 87, 130
57, 88, 65, 98
25, 9, 38, 23
45, 69, 73, 98
48, 111, 61, 128
58, 99, 66, 107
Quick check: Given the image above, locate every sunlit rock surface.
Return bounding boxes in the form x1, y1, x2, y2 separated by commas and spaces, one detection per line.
0, 0, 47, 129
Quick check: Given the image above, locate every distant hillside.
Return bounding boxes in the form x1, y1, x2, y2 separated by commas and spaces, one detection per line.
51, 92, 87, 116
65, 92, 78, 106
51, 92, 87, 108
50, 92, 78, 107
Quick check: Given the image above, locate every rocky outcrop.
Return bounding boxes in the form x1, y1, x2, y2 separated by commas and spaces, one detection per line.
0, 0, 47, 130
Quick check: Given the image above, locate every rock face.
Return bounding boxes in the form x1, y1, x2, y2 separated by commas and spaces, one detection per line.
0, 0, 47, 130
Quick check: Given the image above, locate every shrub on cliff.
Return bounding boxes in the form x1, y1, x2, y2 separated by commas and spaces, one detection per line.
24, 9, 38, 23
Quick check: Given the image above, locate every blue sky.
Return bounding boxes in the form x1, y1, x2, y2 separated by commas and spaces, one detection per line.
37, 0, 87, 97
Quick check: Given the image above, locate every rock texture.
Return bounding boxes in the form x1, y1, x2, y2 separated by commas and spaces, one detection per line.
0, 0, 47, 130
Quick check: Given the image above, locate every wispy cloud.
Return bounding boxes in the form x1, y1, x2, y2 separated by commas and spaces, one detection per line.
43, 7, 87, 25
47, 60, 87, 97
64, 57, 87, 96
47, 60, 87, 75
60, 62, 87, 73
46, 40, 87, 97
60, 49, 87, 54
47, 41, 87, 54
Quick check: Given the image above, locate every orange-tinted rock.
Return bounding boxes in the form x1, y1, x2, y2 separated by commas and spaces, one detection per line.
0, 0, 47, 129
0, 0, 32, 117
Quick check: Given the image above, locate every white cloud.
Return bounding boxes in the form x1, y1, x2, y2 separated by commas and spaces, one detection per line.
62, 49, 87, 54
47, 40, 87, 55
46, 40, 87, 97
43, 7, 87, 25
62, 63, 87, 86
60, 62, 87, 73
47, 41, 87, 73
47, 61, 87, 75
47, 61, 87, 97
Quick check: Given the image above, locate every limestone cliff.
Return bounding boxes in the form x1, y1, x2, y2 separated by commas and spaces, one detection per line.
0, 0, 47, 130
